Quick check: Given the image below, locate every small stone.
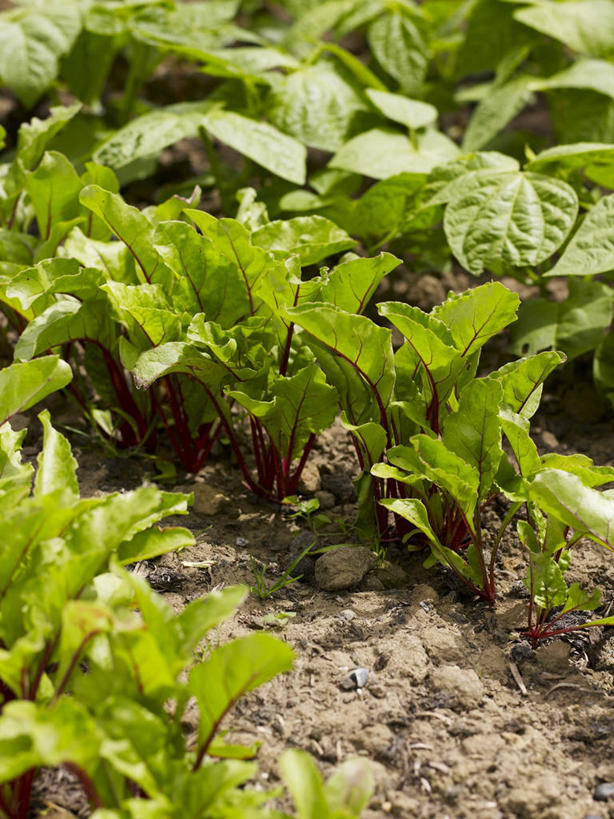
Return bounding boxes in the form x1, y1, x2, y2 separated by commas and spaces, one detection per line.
350, 667, 369, 688
236, 536, 248, 547
594, 783, 614, 802
340, 609, 357, 621
314, 546, 377, 591
314, 490, 335, 510
511, 640, 536, 664
430, 665, 484, 708
192, 483, 231, 516
298, 462, 321, 493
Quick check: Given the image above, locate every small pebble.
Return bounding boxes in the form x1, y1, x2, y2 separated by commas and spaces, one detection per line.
349, 667, 369, 688
340, 609, 357, 621
594, 783, 614, 802
236, 536, 248, 547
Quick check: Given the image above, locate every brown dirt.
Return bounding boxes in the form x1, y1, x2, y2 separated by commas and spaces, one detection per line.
25, 392, 614, 819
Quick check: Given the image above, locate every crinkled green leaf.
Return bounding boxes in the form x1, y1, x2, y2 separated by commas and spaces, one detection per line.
269, 63, 367, 152
515, 0, 614, 57
489, 351, 565, 418
367, 11, 427, 94
331, 127, 459, 179
444, 170, 579, 274
549, 193, 614, 277
301, 252, 399, 314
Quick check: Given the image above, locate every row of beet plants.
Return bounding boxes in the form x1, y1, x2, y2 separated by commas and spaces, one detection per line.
2, 108, 614, 647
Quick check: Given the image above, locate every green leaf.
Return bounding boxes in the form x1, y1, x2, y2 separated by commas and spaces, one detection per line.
432, 281, 520, 358
555, 280, 613, 360
515, 0, 614, 57
529, 468, 614, 551
252, 216, 356, 265
489, 351, 566, 418
15, 103, 82, 172
0, 4, 82, 106
287, 304, 395, 424
79, 186, 168, 285
331, 127, 459, 179
548, 194, 614, 277
533, 59, 614, 100
93, 101, 215, 185
202, 109, 307, 185
462, 76, 534, 151
380, 497, 442, 547
366, 88, 437, 130
525, 142, 614, 175
117, 526, 194, 566
189, 633, 294, 751
302, 252, 399, 314
24, 151, 83, 241
499, 408, 540, 479
324, 756, 374, 816
409, 435, 480, 520
228, 365, 337, 463
269, 63, 368, 153
367, 11, 427, 94
444, 171, 579, 274
279, 749, 329, 819
528, 552, 569, 611
34, 410, 78, 498
0, 357, 72, 427
443, 379, 503, 501
540, 453, 614, 488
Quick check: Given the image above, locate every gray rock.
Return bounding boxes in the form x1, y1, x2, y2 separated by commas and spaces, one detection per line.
298, 462, 321, 493
430, 664, 484, 708
350, 667, 369, 688
315, 546, 377, 591
314, 490, 336, 510
594, 783, 614, 802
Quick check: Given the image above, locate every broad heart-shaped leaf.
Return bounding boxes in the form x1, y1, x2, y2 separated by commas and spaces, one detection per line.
488, 351, 566, 418
93, 101, 215, 185
268, 63, 368, 153
330, 127, 459, 180
152, 220, 249, 324
287, 304, 395, 427
444, 170, 579, 274
189, 633, 294, 752
366, 88, 437, 130
431, 282, 519, 358
79, 186, 170, 285
300, 252, 400, 315
0, 4, 82, 106
510, 280, 613, 360
252, 216, 356, 266
201, 109, 307, 185
425, 151, 520, 206
34, 410, 78, 498
548, 194, 614, 278
443, 379, 503, 502
0, 357, 72, 427
515, 0, 614, 57
367, 10, 427, 94
24, 151, 83, 240
228, 364, 337, 463
529, 468, 614, 551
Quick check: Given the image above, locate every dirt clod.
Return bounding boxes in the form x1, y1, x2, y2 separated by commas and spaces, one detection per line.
314, 546, 377, 591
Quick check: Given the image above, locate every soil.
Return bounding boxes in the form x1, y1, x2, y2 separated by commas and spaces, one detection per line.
25, 380, 614, 819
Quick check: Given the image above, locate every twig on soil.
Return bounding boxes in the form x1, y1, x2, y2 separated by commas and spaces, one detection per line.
546, 682, 599, 696
415, 711, 453, 726
507, 661, 528, 695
